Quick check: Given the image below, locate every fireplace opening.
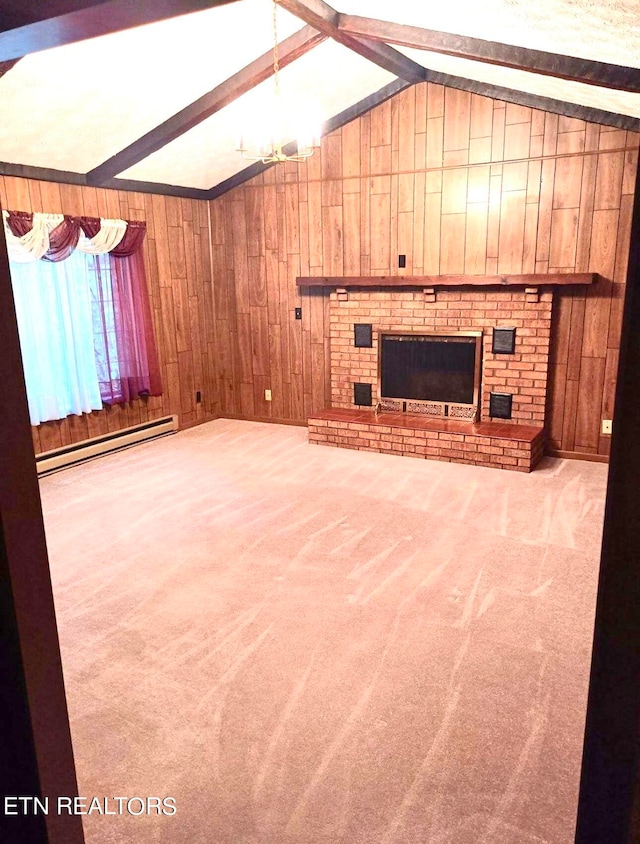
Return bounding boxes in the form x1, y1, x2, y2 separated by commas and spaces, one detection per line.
380, 331, 482, 416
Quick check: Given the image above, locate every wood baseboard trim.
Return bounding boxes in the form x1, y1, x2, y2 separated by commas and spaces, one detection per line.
548, 449, 609, 464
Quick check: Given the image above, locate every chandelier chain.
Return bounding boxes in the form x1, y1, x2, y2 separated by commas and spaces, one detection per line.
236, 0, 318, 164
273, 0, 280, 98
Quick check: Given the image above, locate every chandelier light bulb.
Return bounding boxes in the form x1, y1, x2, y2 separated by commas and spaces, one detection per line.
236, 0, 320, 164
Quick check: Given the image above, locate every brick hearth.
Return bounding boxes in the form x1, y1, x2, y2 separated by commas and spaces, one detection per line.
307, 284, 555, 472
308, 408, 545, 473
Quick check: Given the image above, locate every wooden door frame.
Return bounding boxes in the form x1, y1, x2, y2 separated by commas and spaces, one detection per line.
0, 206, 84, 843
573, 144, 640, 844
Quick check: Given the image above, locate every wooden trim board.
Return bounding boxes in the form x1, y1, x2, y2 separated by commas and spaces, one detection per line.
297, 273, 599, 288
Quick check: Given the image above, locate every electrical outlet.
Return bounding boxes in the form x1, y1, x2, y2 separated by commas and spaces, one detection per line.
265, 389, 272, 401
602, 419, 612, 435
295, 307, 302, 320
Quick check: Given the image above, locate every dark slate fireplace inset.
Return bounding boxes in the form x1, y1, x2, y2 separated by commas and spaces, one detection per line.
379, 332, 481, 420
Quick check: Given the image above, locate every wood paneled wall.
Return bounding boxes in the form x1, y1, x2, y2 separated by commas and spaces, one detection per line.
0, 177, 218, 455
1, 82, 636, 460
211, 82, 639, 458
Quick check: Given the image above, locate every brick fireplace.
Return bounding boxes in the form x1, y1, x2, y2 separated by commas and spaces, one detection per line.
330, 287, 552, 424
301, 274, 597, 472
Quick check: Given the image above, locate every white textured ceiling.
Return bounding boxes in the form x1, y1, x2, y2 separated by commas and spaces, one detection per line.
0, 0, 637, 193
399, 47, 640, 120
121, 40, 395, 189
340, 0, 640, 67
0, 0, 303, 172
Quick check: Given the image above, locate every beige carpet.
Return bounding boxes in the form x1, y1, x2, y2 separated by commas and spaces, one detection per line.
40, 419, 607, 844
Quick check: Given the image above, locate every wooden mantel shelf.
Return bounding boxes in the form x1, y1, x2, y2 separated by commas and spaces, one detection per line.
296, 272, 599, 288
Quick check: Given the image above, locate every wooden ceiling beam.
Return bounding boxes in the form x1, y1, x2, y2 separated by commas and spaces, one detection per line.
0, 58, 20, 78
339, 14, 640, 94
278, 0, 426, 84
0, 0, 240, 62
0, 161, 213, 200
424, 70, 640, 132
86, 25, 326, 185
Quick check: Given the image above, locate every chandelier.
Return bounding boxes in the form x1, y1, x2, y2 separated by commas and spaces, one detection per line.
236, 0, 319, 164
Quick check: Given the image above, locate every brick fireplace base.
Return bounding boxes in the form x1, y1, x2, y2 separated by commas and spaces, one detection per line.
308, 408, 545, 472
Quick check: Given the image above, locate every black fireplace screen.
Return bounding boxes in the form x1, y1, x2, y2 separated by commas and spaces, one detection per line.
380, 334, 479, 405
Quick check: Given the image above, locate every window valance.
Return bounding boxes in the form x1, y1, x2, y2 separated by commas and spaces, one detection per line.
2, 210, 146, 263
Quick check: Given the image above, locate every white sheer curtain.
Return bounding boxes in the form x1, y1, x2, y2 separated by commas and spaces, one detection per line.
10, 250, 104, 426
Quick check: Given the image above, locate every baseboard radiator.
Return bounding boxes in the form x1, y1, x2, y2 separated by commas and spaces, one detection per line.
36, 415, 178, 476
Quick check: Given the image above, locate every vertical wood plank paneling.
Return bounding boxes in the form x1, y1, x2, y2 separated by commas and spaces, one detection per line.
465, 202, 488, 274
423, 190, 442, 273
236, 311, 254, 384
3, 175, 33, 210
503, 121, 531, 161
322, 206, 344, 275
444, 89, 471, 154
491, 104, 506, 162
567, 298, 587, 381
397, 86, 416, 173
543, 113, 559, 156
231, 198, 250, 312
559, 378, 579, 451
341, 120, 360, 179
200, 88, 632, 454
470, 94, 493, 140
370, 187, 391, 271
498, 190, 526, 273
594, 152, 625, 209
590, 208, 620, 279
265, 249, 280, 324
614, 194, 634, 284
553, 156, 584, 209
557, 128, 586, 155
307, 180, 323, 269
602, 348, 619, 420
549, 208, 579, 268
575, 155, 597, 271
411, 175, 425, 273
389, 171, 399, 269
426, 117, 444, 169
486, 170, 503, 263
582, 281, 612, 359
442, 169, 468, 215
250, 305, 270, 377
342, 191, 361, 275
547, 361, 568, 448
244, 187, 264, 258
574, 357, 606, 449
398, 212, 413, 273
268, 323, 284, 418
440, 214, 466, 274
38, 181, 63, 213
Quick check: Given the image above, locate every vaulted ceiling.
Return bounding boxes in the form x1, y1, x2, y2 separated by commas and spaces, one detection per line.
0, 0, 638, 199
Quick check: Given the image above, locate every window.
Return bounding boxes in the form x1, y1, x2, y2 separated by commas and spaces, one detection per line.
6, 213, 162, 427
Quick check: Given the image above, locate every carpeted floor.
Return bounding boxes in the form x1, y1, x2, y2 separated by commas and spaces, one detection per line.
39, 419, 608, 844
